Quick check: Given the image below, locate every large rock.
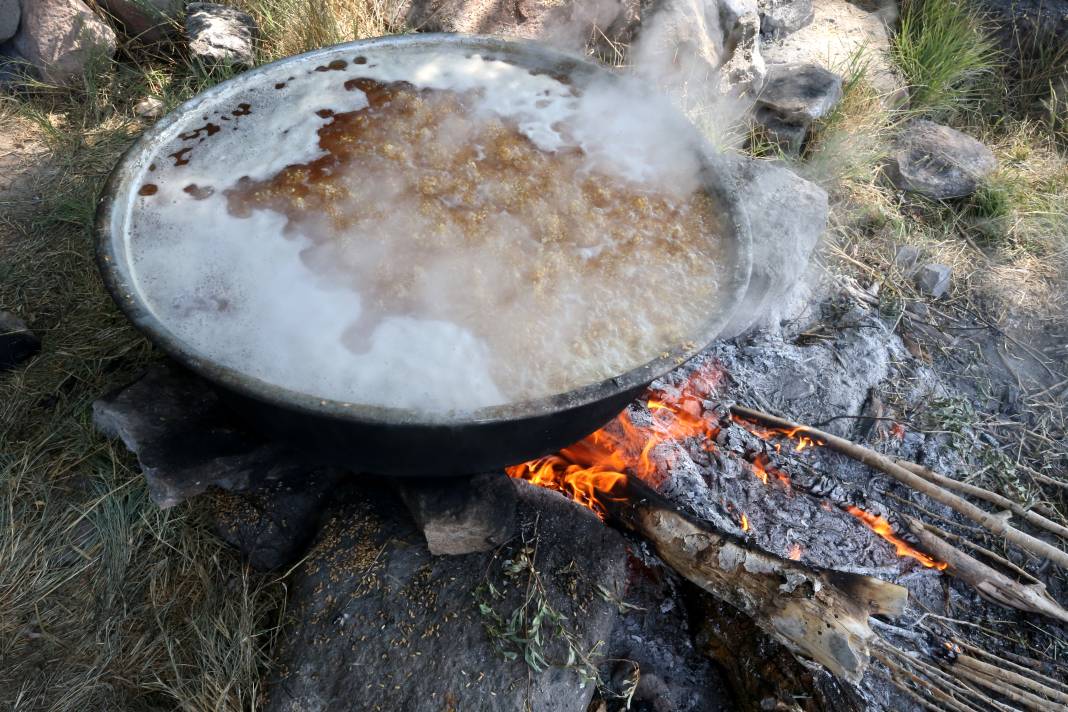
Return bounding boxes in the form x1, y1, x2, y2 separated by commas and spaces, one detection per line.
92, 364, 309, 507
184, 2, 256, 67
98, 0, 184, 43
12, 0, 116, 85
761, 0, 905, 102
267, 481, 628, 712
403, 0, 766, 97
719, 155, 828, 337
752, 62, 842, 153
0, 310, 40, 370
757, 0, 814, 38
887, 119, 997, 199
0, 0, 19, 43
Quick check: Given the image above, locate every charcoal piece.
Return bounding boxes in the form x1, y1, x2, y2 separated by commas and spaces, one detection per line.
267, 481, 627, 712
206, 469, 344, 570
92, 364, 308, 507
0, 310, 41, 370
395, 471, 517, 555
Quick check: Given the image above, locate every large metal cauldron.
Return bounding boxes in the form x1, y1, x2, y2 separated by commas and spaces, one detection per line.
95, 34, 752, 476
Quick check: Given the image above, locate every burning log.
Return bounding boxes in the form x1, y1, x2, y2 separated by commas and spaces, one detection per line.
730, 405, 1068, 571
598, 475, 907, 683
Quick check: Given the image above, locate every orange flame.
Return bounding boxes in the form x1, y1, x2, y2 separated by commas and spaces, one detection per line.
506, 368, 724, 517
733, 417, 825, 453
740, 513, 750, 532
846, 505, 948, 570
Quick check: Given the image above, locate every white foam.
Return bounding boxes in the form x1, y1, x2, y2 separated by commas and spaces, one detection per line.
126, 49, 711, 413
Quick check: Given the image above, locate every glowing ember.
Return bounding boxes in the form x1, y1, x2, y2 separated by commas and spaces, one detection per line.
788, 543, 802, 561
506, 368, 723, 517
751, 453, 791, 489
846, 505, 948, 570
740, 513, 750, 532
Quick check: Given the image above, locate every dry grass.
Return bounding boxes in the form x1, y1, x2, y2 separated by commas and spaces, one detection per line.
0, 1, 407, 704
231, 0, 408, 60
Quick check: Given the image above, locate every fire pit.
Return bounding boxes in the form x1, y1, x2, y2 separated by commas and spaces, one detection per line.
95, 34, 752, 476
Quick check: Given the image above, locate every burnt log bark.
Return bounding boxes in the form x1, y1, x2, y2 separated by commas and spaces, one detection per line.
602, 477, 907, 683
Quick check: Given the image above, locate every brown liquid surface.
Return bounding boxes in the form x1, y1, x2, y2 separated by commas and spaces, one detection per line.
225, 80, 727, 400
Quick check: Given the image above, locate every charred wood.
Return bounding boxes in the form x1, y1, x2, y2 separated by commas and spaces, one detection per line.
601, 476, 907, 683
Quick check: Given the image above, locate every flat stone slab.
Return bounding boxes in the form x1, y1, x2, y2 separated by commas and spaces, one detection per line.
92, 364, 308, 507
887, 120, 997, 199
396, 472, 518, 555
753, 62, 843, 152
267, 481, 628, 712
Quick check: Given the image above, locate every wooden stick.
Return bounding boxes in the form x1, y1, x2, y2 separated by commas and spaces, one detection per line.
904, 518, 1068, 623
603, 477, 908, 683
730, 405, 1068, 570
954, 654, 1068, 706
950, 660, 1064, 712
953, 640, 1068, 696
894, 459, 1068, 541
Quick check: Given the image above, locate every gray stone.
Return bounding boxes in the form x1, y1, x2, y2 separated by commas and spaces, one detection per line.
0, 310, 40, 370
267, 481, 627, 712
396, 472, 518, 555
719, 155, 829, 338
184, 2, 256, 68
92, 364, 309, 507
758, 0, 814, 38
12, 0, 116, 85
753, 62, 842, 153
0, 0, 19, 43
98, 0, 184, 43
894, 245, 921, 273
761, 0, 906, 104
133, 95, 165, 118
915, 263, 952, 299
887, 120, 997, 199
206, 469, 343, 571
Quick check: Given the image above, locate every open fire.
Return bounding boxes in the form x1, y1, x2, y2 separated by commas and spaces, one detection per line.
506, 362, 948, 570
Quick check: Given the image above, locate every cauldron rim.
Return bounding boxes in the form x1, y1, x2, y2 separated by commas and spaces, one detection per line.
95, 33, 753, 430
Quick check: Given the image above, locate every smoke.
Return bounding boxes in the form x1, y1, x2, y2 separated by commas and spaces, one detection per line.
534, 0, 762, 149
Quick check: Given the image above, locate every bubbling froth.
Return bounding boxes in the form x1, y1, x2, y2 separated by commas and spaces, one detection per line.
126, 51, 729, 413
